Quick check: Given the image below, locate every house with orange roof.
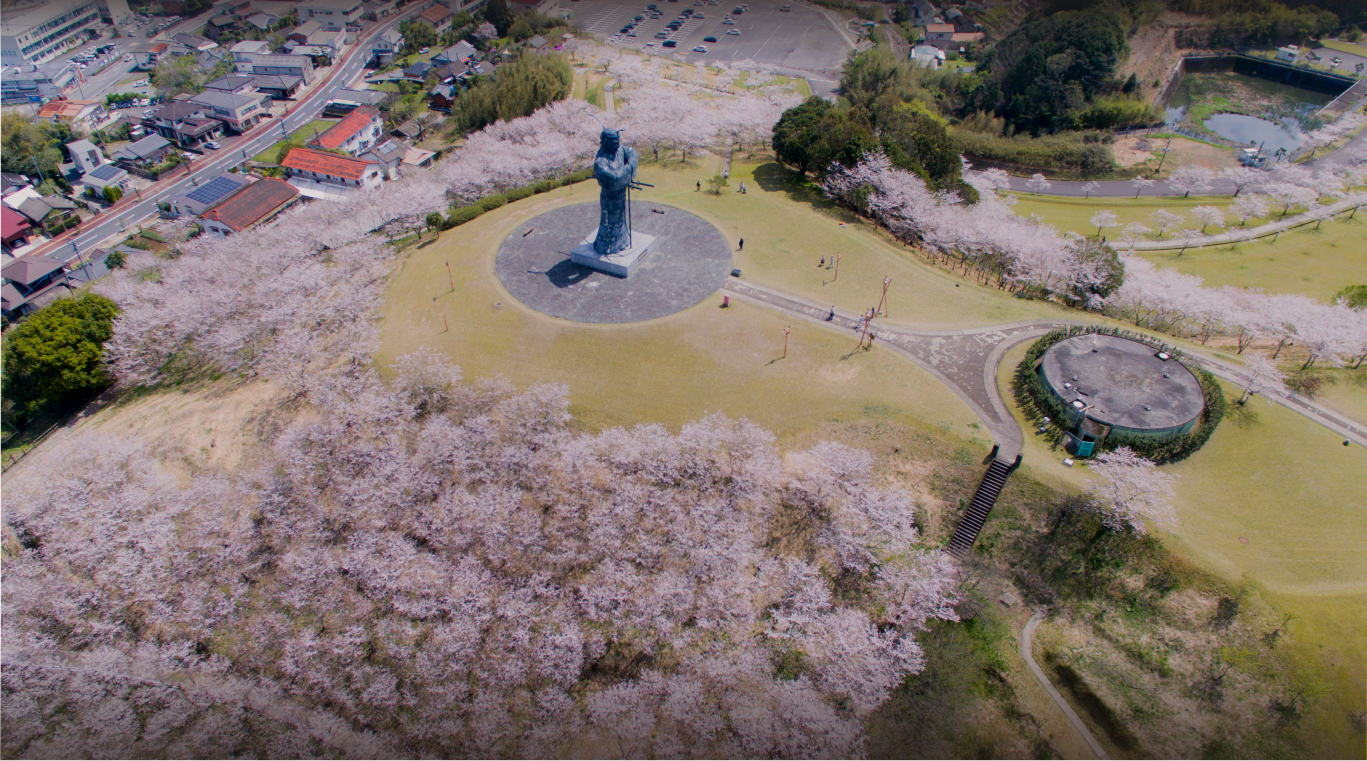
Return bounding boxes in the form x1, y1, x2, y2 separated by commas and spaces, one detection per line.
36, 100, 105, 133
308, 105, 384, 156
199, 178, 301, 236
416, 4, 454, 34
280, 147, 385, 193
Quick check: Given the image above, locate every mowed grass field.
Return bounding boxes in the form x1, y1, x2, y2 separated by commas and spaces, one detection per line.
251, 118, 338, 163
375, 161, 1002, 440
1008, 193, 1367, 302
996, 340, 1367, 756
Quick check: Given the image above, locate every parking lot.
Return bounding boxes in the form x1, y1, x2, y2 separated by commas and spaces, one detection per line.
569, 0, 851, 75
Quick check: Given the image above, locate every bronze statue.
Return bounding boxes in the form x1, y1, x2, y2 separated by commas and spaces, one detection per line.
592, 128, 639, 256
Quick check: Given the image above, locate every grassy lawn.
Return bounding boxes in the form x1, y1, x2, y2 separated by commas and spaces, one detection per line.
375, 167, 994, 440
1007, 193, 1367, 302
996, 340, 1366, 756
251, 118, 338, 163
1319, 38, 1367, 59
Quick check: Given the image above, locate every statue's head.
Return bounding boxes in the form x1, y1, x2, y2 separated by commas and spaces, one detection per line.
599, 127, 620, 152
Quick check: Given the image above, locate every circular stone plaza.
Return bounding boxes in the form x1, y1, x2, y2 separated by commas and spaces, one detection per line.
1036, 334, 1206, 453
495, 202, 732, 324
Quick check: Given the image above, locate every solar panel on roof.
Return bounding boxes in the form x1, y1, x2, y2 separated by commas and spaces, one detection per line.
185, 175, 243, 206
89, 164, 124, 180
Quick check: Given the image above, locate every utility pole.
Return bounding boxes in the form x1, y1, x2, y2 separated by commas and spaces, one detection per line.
876, 275, 890, 316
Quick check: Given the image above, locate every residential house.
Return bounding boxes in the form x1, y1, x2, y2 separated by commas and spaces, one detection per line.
199, 178, 301, 236
36, 100, 105, 134
172, 33, 220, 52
433, 41, 476, 67
402, 146, 436, 169
429, 83, 456, 110
287, 19, 322, 42
403, 60, 433, 79
113, 134, 176, 167
281, 147, 385, 192
371, 29, 403, 66
910, 44, 944, 69
247, 11, 280, 29
357, 138, 407, 179
509, 0, 557, 15
14, 196, 78, 233
250, 0, 298, 16
169, 172, 254, 216
79, 164, 130, 197
1, 206, 34, 255
301, 0, 362, 29
189, 89, 267, 133
528, 35, 548, 50
924, 22, 955, 46
131, 42, 170, 70
361, 0, 397, 20
306, 26, 345, 51
1, 62, 78, 105
1, 173, 33, 199
286, 44, 334, 65
1, 256, 70, 318
213, 0, 254, 17
437, 0, 489, 11
236, 52, 314, 84
147, 101, 224, 147
431, 61, 464, 82
391, 119, 422, 141
335, 87, 390, 107
231, 39, 271, 58
310, 105, 384, 155
205, 74, 258, 94
416, 4, 454, 34
205, 14, 243, 40
249, 74, 303, 100
65, 139, 108, 176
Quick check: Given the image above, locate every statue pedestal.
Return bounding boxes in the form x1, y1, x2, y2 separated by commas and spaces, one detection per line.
570, 228, 657, 278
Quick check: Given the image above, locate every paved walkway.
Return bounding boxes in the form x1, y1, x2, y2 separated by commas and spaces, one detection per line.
1021, 610, 1109, 760
1126, 195, 1363, 250
720, 279, 1367, 459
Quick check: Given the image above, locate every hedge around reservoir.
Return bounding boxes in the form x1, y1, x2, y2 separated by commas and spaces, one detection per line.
1012, 325, 1225, 464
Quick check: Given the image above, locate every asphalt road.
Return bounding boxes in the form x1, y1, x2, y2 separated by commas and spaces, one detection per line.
24, 10, 418, 268
985, 118, 1367, 198
572, 0, 850, 76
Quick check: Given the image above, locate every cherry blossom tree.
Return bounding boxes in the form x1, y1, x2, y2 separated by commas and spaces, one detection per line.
1230, 193, 1269, 227
1091, 210, 1118, 237
1191, 205, 1225, 233
1220, 165, 1264, 197
1238, 353, 1287, 404
1120, 221, 1151, 249
1169, 165, 1213, 198
1149, 208, 1184, 237
1085, 447, 1178, 534
1081, 180, 1100, 199
1026, 173, 1052, 194
1131, 176, 1155, 198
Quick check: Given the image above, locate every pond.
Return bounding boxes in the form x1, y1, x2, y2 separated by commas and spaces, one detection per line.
1202, 112, 1304, 153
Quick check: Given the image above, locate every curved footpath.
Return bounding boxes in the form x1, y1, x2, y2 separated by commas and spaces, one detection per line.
720, 279, 1367, 459
977, 115, 1367, 199
1021, 610, 1110, 760
1126, 194, 1362, 250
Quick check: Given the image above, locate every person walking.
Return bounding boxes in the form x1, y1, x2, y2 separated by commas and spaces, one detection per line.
739, 238, 744, 251
820, 256, 826, 267
827, 305, 836, 321
697, 180, 701, 192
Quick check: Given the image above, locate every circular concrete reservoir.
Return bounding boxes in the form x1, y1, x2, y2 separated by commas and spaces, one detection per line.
1038, 334, 1206, 443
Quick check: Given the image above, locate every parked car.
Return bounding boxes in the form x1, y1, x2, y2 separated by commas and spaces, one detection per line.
655, 31, 668, 38
727, 28, 740, 34
130, 126, 144, 137
694, 13, 705, 18
703, 35, 717, 42
419, 47, 429, 54
693, 45, 708, 52
142, 109, 152, 117
644, 42, 657, 48
204, 140, 220, 149
722, 17, 734, 23
662, 39, 678, 47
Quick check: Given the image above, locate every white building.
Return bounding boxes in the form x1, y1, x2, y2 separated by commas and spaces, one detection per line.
301, 0, 362, 30
910, 44, 945, 69
0, 61, 78, 104
1, 1, 103, 66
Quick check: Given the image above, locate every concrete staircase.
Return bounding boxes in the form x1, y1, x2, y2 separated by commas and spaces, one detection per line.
947, 448, 1021, 557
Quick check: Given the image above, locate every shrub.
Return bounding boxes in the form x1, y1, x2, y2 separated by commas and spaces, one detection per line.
447, 205, 486, 226
506, 185, 534, 201
476, 193, 508, 211
953, 129, 1117, 177
105, 250, 128, 270
1012, 326, 1225, 463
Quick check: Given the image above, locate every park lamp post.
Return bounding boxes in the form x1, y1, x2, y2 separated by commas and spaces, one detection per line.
877, 275, 890, 316
783, 325, 791, 358
833, 253, 841, 281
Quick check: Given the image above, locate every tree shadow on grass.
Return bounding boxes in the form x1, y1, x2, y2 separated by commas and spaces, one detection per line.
752, 163, 862, 225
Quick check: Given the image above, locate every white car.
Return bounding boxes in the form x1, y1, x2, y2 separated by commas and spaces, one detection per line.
418, 46, 429, 54
727, 28, 740, 34
692, 45, 708, 52
722, 17, 734, 23
204, 140, 221, 149
142, 109, 152, 117
644, 42, 657, 48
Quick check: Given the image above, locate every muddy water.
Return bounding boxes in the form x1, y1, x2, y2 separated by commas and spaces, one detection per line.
1202, 112, 1304, 153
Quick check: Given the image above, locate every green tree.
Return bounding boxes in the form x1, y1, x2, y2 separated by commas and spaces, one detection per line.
450, 51, 572, 134
1, 113, 66, 177
1334, 284, 1367, 309
509, 18, 534, 41
151, 55, 209, 98
400, 18, 438, 54
878, 99, 962, 190
102, 185, 123, 203
484, 0, 513, 36
426, 211, 445, 231
772, 96, 834, 174
2, 294, 120, 423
